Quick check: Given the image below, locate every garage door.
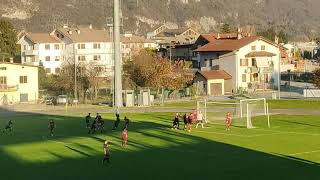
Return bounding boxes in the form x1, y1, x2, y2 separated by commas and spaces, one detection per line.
20, 93, 28, 103
210, 83, 222, 96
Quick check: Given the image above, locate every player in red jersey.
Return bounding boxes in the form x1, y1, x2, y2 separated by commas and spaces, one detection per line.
122, 127, 128, 147
225, 112, 232, 130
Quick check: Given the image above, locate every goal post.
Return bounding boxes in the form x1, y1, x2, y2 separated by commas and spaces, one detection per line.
197, 98, 271, 128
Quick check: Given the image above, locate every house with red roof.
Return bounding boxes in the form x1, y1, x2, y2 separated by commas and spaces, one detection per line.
193, 34, 281, 93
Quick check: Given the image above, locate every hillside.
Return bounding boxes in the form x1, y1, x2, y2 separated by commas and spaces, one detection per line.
1, 0, 320, 40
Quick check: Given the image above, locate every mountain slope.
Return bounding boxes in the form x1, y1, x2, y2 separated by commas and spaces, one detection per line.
1, 0, 320, 40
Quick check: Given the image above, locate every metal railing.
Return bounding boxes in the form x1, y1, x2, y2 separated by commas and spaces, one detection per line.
0, 84, 19, 92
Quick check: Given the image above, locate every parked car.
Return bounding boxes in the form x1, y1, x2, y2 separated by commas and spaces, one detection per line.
57, 95, 68, 104
44, 96, 56, 105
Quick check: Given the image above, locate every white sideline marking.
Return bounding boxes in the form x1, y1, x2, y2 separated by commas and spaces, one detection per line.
251, 128, 320, 136
192, 130, 249, 137
289, 150, 320, 156
247, 132, 289, 137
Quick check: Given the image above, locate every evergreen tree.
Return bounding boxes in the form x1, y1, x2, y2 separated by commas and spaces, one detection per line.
221, 23, 231, 33
0, 19, 17, 57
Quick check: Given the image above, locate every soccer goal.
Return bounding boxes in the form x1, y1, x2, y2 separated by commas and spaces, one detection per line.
197, 98, 270, 129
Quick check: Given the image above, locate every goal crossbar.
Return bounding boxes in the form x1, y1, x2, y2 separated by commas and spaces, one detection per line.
240, 98, 267, 118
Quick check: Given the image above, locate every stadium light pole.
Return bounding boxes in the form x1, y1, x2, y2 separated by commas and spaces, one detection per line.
113, 0, 123, 107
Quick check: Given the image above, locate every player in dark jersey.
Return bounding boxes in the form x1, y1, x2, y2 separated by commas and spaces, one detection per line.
187, 113, 193, 132
88, 120, 97, 134
3, 120, 13, 133
97, 118, 105, 133
172, 113, 180, 130
124, 116, 130, 129
48, 120, 56, 137
183, 113, 188, 130
102, 140, 110, 165
85, 113, 91, 128
112, 107, 121, 130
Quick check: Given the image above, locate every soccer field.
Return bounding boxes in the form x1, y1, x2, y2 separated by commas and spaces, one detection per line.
0, 112, 319, 180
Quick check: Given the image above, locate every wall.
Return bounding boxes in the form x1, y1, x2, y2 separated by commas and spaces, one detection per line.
194, 74, 207, 94
218, 53, 237, 92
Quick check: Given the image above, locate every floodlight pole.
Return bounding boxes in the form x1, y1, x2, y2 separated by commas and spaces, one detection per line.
113, 0, 123, 107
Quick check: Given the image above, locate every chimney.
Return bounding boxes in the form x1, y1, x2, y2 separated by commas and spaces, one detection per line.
63, 24, 68, 29
76, 30, 81, 34
237, 27, 242, 40
275, 36, 279, 44
68, 30, 73, 35
217, 33, 220, 39
89, 24, 93, 29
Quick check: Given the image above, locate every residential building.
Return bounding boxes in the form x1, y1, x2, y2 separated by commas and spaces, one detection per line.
147, 24, 168, 39
194, 70, 232, 96
18, 33, 63, 74
121, 33, 157, 58
0, 62, 38, 105
18, 25, 114, 77
194, 35, 281, 92
51, 25, 113, 77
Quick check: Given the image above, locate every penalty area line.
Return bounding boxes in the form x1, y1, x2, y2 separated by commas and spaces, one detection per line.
192, 130, 249, 137
289, 149, 320, 156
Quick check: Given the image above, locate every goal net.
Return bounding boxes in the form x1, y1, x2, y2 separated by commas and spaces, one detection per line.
197, 98, 270, 129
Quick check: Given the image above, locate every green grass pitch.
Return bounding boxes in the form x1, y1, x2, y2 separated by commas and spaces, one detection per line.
0, 112, 319, 180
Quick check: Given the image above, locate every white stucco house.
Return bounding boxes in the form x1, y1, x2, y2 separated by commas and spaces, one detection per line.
51, 26, 113, 77
194, 35, 281, 93
18, 25, 114, 77
17, 33, 63, 74
0, 62, 38, 105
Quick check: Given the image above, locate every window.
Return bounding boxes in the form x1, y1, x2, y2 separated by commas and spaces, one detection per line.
93, 43, 101, 49
240, 59, 248, 66
252, 58, 257, 67
55, 68, 61, 74
261, 45, 266, 51
19, 76, 28, 84
94, 55, 101, 61
54, 44, 60, 50
45, 56, 50, 61
242, 74, 247, 83
45, 68, 51, 73
251, 46, 256, 51
0, 76, 7, 85
31, 57, 36, 62
78, 56, 86, 61
45, 44, 50, 50
55, 56, 60, 61
78, 43, 86, 49
23, 45, 27, 50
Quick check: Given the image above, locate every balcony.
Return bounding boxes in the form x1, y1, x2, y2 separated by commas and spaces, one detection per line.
75, 49, 112, 55
0, 84, 19, 92
24, 50, 38, 56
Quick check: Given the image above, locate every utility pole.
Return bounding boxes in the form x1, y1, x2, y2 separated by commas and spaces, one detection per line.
73, 45, 77, 100
278, 54, 281, 99
114, 0, 123, 107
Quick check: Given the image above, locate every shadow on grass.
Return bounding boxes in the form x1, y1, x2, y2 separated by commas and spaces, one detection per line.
0, 106, 319, 180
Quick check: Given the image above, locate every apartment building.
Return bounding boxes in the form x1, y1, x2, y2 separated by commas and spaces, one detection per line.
18, 25, 114, 76
18, 33, 63, 74
121, 33, 157, 58
51, 25, 113, 77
